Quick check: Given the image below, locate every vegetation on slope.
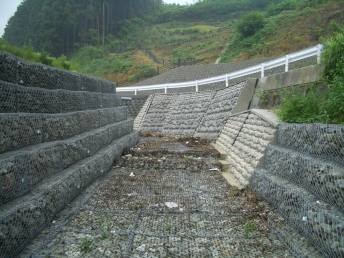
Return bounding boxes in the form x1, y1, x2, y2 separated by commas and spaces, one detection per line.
276, 22, 344, 124
220, 0, 344, 62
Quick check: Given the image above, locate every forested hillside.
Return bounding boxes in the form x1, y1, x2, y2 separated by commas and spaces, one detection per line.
3, 0, 162, 56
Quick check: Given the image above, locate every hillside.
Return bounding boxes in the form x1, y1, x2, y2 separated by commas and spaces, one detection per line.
1, 0, 343, 85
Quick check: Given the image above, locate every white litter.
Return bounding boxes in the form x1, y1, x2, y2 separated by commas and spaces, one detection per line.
136, 244, 146, 252
130, 172, 135, 177
209, 168, 219, 171
179, 208, 184, 212
165, 202, 178, 208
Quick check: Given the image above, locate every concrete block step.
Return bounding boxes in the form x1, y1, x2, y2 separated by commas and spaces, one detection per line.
0, 107, 127, 154
218, 159, 230, 170
265, 144, 344, 213
0, 80, 122, 114
278, 123, 344, 165
0, 119, 134, 206
0, 131, 138, 258
251, 168, 344, 258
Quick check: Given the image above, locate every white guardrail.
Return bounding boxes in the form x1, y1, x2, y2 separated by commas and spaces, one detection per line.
116, 44, 323, 95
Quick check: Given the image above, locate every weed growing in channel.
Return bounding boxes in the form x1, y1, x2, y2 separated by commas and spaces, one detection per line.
79, 237, 93, 253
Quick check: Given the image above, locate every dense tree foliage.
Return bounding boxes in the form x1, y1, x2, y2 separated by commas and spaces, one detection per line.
3, 0, 162, 56
236, 11, 265, 38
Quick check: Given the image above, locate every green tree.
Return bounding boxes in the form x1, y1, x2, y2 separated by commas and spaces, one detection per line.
236, 11, 266, 38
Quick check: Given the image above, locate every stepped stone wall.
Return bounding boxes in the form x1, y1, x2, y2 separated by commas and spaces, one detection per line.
0, 51, 138, 258
125, 95, 149, 118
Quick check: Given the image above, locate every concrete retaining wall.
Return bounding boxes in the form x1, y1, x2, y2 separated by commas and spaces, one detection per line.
136, 80, 254, 139
216, 110, 278, 186
163, 91, 215, 137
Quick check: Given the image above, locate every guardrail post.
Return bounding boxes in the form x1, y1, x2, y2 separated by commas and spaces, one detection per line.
165, 84, 168, 94
285, 55, 289, 72
317, 44, 322, 64
196, 81, 199, 92
135, 88, 137, 95
225, 74, 229, 87
261, 63, 265, 78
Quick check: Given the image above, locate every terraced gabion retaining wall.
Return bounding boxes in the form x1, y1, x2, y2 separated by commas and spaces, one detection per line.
216, 111, 278, 186
0, 80, 121, 113
0, 107, 127, 154
251, 123, 344, 258
0, 51, 117, 93
0, 119, 134, 205
0, 132, 139, 258
124, 95, 149, 118
137, 80, 248, 139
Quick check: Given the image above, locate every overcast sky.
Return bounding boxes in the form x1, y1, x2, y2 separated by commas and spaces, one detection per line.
0, 0, 196, 37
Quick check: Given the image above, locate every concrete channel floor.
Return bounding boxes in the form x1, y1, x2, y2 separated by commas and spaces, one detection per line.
20, 135, 321, 258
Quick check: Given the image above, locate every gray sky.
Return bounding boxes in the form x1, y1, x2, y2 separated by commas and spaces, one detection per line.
0, 0, 23, 37
0, 0, 196, 37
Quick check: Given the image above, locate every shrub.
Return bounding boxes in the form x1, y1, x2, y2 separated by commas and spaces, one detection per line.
236, 11, 265, 38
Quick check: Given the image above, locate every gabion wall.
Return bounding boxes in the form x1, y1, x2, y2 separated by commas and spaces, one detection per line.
0, 80, 122, 114
252, 169, 344, 258
0, 50, 140, 258
0, 132, 139, 258
278, 123, 344, 165
0, 107, 127, 154
0, 51, 116, 93
0, 119, 134, 205
265, 144, 344, 213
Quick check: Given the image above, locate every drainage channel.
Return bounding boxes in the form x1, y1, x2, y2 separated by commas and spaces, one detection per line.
19, 136, 317, 258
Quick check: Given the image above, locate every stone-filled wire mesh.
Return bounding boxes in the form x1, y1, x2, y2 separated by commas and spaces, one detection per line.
252, 169, 344, 258
278, 123, 344, 165
265, 144, 344, 213
0, 51, 117, 93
